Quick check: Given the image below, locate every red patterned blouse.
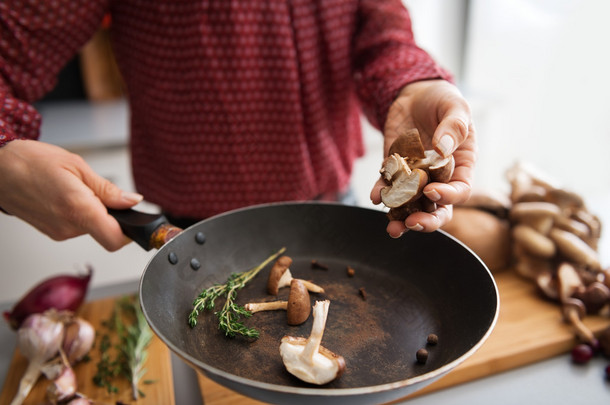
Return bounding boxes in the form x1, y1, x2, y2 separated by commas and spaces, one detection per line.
0, 0, 450, 219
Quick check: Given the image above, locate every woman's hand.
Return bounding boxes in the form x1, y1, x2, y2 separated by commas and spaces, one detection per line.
0, 140, 143, 251
370, 80, 477, 237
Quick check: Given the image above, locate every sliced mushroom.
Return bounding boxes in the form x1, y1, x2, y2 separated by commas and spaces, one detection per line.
411, 149, 455, 183
549, 228, 601, 270
380, 166, 428, 208
279, 300, 346, 385
245, 279, 311, 325
388, 128, 426, 160
562, 297, 597, 345
267, 256, 324, 296
379, 153, 409, 183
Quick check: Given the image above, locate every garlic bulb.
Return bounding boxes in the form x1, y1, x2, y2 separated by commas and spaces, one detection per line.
10, 310, 66, 405
62, 318, 95, 364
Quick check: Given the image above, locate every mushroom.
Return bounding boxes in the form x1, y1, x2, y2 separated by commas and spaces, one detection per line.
245, 279, 311, 325
573, 282, 610, 314
557, 262, 584, 303
512, 224, 556, 258
387, 197, 436, 222
388, 128, 426, 160
562, 297, 597, 345
509, 201, 560, 234
380, 163, 428, 208
410, 149, 455, 183
536, 270, 559, 301
549, 228, 601, 270
279, 300, 346, 385
379, 153, 409, 183
458, 188, 512, 218
267, 256, 324, 296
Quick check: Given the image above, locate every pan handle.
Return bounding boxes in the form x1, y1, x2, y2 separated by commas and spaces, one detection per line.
108, 208, 182, 251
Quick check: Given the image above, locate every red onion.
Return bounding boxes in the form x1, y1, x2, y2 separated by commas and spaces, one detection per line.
3, 266, 93, 330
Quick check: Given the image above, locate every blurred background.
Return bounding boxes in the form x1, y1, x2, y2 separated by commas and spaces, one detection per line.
1, 0, 609, 301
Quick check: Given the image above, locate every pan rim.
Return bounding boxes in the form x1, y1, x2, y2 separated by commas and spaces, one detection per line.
139, 201, 500, 397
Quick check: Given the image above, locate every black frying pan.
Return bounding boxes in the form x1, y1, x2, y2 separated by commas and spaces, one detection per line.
111, 202, 498, 405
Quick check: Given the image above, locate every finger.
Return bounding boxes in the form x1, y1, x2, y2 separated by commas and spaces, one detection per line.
370, 177, 386, 205
422, 131, 477, 206
78, 162, 143, 209
80, 199, 132, 251
404, 204, 453, 233
433, 99, 472, 158
387, 220, 407, 238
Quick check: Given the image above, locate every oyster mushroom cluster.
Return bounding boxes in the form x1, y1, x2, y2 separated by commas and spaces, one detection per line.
505, 162, 606, 345
379, 128, 454, 221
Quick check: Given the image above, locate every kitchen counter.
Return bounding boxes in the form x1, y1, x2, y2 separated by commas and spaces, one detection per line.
2, 277, 610, 405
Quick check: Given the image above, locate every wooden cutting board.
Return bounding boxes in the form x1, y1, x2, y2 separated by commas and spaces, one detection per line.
0, 296, 175, 405
196, 270, 610, 404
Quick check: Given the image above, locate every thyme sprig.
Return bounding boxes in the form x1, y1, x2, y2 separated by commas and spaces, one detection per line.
188, 247, 286, 338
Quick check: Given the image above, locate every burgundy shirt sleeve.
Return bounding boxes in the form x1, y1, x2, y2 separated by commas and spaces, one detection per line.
0, 0, 108, 147
353, 0, 453, 130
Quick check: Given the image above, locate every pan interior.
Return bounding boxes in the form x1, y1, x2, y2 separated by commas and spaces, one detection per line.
140, 202, 498, 390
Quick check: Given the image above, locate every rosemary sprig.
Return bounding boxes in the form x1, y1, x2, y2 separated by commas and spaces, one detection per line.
93, 295, 153, 400
115, 296, 153, 400
188, 246, 286, 338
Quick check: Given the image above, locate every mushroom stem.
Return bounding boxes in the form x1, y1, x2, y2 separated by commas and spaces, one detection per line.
244, 301, 287, 313
301, 300, 329, 364
299, 280, 325, 294
565, 307, 596, 344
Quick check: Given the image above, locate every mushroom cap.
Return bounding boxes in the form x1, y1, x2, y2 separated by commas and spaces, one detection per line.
509, 201, 561, 222
380, 168, 428, 208
512, 224, 556, 258
388, 128, 426, 159
562, 297, 587, 320
549, 228, 601, 270
279, 335, 346, 385
573, 282, 610, 314
286, 279, 311, 325
536, 270, 559, 301
267, 256, 293, 295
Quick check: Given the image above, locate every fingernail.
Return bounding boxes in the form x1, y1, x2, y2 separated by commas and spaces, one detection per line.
122, 191, 144, 204
424, 189, 441, 202
436, 135, 455, 157
407, 223, 424, 231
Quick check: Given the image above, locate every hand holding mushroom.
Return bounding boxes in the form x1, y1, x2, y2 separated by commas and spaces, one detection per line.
370, 79, 476, 236
279, 300, 346, 385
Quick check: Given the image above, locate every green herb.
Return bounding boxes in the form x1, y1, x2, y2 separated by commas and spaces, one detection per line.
188, 247, 286, 338
93, 295, 153, 400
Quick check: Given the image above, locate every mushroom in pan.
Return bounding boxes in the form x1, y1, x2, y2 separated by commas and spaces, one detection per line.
267, 256, 324, 296
279, 300, 346, 385
245, 279, 311, 325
